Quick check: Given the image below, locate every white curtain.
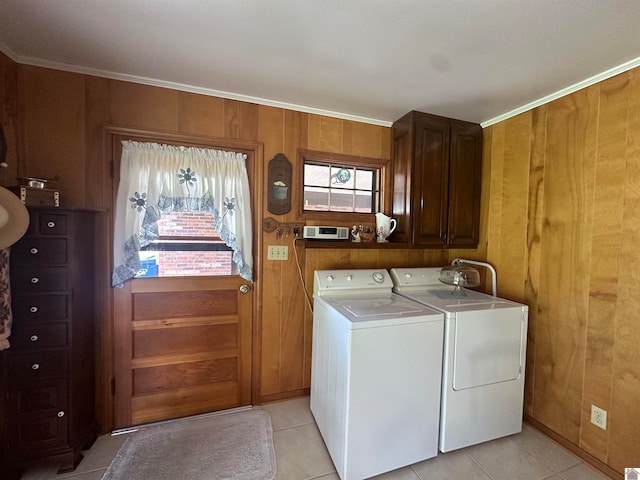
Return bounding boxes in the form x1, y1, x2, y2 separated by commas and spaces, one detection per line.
112, 141, 252, 286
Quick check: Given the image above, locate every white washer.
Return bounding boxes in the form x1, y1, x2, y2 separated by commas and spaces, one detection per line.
311, 269, 444, 480
390, 267, 528, 453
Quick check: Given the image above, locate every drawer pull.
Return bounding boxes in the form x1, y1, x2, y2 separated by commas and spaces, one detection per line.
30, 247, 39, 255
30, 306, 39, 313
31, 277, 39, 284
30, 335, 39, 342
57, 411, 65, 418
31, 363, 40, 370
47, 221, 56, 228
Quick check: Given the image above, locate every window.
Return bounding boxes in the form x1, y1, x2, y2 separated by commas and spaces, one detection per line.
298, 149, 390, 222
136, 211, 237, 278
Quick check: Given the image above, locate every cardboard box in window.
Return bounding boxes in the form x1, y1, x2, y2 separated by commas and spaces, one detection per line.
9, 186, 60, 207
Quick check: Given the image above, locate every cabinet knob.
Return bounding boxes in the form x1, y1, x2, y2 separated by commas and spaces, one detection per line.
31, 363, 40, 370
30, 277, 39, 284
30, 247, 39, 255
47, 221, 56, 228
57, 411, 65, 418
30, 335, 39, 342
30, 306, 39, 313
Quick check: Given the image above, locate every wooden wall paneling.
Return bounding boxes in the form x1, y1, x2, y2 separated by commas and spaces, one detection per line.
523, 105, 548, 417
279, 239, 306, 391
533, 86, 598, 443
259, 105, 286, 218
580, 73, 629, 462
259, 105, 306, 394
342, 121, 354, 155
85, 76, 112, 209
302, 248, 320, 389
0, 53, 19, 187
108, 81, 179, 132
86, 77, 117, 431
494, 113, 532, 302
348, 121, 389, 159
284, 109, 308, 223
257, 105, 285, 398
608, 67, 640, 472
223, 99, 239, 138
308, 115, 343, 153
485, 122, 505, 291
177, 92, 226, 138
237, 101, 259, 141
19, 66, 86, 207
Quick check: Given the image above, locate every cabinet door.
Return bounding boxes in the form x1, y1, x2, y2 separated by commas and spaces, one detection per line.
391, 124, 413, 243
447, 121, 482, 247
6, 380, 69, 455
412, 115, 450, 247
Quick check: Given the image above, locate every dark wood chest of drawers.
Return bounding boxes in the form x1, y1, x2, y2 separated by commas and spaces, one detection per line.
0, 208, 97, 478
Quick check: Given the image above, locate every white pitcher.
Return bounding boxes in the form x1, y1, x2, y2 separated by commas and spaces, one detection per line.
375, 212, 397, 242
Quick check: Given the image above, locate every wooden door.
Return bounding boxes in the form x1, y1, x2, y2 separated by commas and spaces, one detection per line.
113, 276, 252, 427
107, 127, 261, 429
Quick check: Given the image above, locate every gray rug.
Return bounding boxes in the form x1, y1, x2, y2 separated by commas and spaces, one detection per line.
102, 409, 277, 480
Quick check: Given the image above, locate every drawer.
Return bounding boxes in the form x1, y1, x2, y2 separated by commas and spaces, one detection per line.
11, 238, 68, 265
11, 294, 68, 321
7, 350, 68, 383
10, 267, 68, 292
39, 214, 67, 235
9, 323, 68, 350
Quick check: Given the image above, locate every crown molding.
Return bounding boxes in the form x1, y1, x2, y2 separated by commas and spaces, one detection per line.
481, 56, 640, 127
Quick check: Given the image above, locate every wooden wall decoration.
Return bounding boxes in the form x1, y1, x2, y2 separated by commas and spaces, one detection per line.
267, 153, 291, 215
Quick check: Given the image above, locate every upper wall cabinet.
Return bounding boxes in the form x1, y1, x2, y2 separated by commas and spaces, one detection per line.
391, 111, 482, 248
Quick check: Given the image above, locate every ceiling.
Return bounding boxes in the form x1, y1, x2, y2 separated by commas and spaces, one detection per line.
1, 0, 640, 127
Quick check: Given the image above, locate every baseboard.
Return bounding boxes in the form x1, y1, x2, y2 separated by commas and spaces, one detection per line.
524, 414, 620, 480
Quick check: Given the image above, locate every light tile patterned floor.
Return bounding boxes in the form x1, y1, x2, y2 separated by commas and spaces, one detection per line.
20, 396, 612, 480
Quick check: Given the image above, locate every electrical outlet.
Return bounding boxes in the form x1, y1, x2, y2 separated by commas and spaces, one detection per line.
267, 245, 288, 260
591, 404, 607, 430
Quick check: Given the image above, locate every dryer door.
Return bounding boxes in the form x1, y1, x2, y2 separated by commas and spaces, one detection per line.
452, 308, 525, 390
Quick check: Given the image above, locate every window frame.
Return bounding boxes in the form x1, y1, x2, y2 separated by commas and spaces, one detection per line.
297, 149, 392, 224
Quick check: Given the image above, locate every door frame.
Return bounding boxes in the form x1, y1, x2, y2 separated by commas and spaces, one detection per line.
99, 125, 263, 431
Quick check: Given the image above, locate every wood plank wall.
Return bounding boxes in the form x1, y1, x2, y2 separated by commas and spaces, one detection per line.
2, 50, 638, 473
480, 70, 640, 474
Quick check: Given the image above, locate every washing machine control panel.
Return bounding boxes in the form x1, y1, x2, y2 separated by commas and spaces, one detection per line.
314, 269, 392, 296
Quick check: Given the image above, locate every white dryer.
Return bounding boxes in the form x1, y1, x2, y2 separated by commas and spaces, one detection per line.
390, 267, 528, 453
311, 269, 444, 480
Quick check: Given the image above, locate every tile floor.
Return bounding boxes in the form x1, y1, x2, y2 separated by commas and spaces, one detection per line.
20, 396, 612, 480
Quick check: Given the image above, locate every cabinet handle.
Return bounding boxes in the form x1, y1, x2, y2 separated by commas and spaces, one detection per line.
47, 221, 56, 228
31, 277, 40, 284
30, 306, 39, 313
57, 411, 65, 418
31, 363, 40, 370
30, 335, 39, 342
30, 247, 39, 255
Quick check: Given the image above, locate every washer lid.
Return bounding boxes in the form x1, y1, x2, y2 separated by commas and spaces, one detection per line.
315, 292, 443, 327
336, 294, 424, 317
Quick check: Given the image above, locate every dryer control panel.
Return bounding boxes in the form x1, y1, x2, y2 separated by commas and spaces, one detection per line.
390, 267, 442, 289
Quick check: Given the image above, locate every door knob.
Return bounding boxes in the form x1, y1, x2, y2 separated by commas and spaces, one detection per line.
239, 284, 250, 294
